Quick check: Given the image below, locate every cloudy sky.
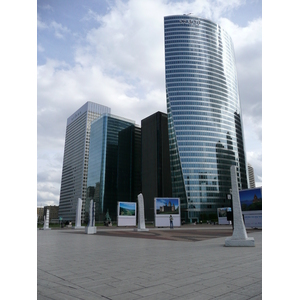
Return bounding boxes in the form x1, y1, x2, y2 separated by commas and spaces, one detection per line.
37, 0, 262, 207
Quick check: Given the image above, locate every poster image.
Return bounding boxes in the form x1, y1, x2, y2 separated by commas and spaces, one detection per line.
155, 198, 179, 215
119, 202, 136, 216
217, 207, 231, 225
239, 188, 262, 212
218, 208, 228, 218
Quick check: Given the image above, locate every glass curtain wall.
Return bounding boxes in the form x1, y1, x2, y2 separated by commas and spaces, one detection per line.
85, 114, 135, 222
164, 15, 249, 222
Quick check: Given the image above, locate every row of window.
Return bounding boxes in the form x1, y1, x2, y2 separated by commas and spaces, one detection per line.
171, 108, 240, 120
165, 54, 234, 72
164, 26, 230, 41
165, 58, 234, 76
168, 88, 235, 101
165, 43, 233, 62
166, 63, 236, 84
166, 69, 236, 88
164, 24, 229, 43
166, 79, 233, 90
165, 65, 234, 81
165, 35, 232, 53
170, 100, 237, 114
165, 39, 231, 57
165, 40, 232, 60
173, 116, 235, 128
174, 122, 235, 135
168, 95, 237, 108
166, 77, 238, 95
176, 140, 243, 150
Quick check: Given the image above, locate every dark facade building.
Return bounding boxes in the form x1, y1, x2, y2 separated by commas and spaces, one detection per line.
44, 205, 59, 221
164, 15, 249, 222
85, 114, 135, 222
117, 125, 142, 203
141, 112, 172, 222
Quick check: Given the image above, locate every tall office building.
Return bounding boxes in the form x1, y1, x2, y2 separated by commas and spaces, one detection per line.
117, 124, 142, 204
248, 163, 256, 188
58, 102, 111, 222
141, 112, 172, 222
164, 15, 249, 222
85, 114, 135, 222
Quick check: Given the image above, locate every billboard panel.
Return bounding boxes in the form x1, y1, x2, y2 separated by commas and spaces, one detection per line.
217, 207, 231, 225
239, 187, 262, 228
239, 187, 262, 212
243, 213, 262, 228
119, 202, 136, 216
155, 198, 179, 215
154, 198, 180, 227
117, 202, 136, 226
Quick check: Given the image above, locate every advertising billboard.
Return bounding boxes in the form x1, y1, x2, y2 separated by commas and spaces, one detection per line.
217, 207, 231, 225
117, 202, 136, 226
239, 187, 262, 228
239, 187, 262, 212
154, 198, 180, 227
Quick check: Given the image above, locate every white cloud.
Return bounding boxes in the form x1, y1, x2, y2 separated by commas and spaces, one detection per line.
37, 182, 60, 206
37, 44, 44, 52
50, 21, 71, 39
81, 9, 103, 23
38, 3, 53, 11
37, 14, 48, 30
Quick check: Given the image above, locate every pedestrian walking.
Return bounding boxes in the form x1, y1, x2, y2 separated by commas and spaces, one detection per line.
169, 214, 173, 229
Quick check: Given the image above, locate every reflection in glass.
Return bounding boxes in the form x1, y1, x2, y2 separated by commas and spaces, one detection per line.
164, 16, 249, 222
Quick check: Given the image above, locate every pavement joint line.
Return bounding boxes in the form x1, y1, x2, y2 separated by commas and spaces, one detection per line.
37, 229, 261, 300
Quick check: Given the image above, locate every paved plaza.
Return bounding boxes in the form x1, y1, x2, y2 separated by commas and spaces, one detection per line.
37, 225, 262, 299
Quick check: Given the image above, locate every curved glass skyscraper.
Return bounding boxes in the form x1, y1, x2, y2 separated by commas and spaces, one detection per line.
164, 15, 248, 222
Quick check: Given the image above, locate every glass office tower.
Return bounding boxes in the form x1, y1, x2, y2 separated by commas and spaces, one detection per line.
59, 102, 111, 222
85, 114, 135, 222
164, 15, 249, 222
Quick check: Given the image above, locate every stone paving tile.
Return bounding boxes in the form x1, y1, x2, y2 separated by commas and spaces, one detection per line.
37, 294, 55, 300
44, 292, 85, 300
234, 281, 262, 298
213, 291, 251, 300
37, 279, 61, 289
136, 291, 182, 300
126, 277, 173, 288
164, 282, 205, 297
75, 278, 117, 289
173, 291, 214, 300
37, 286, 59, 296
109, 291, 141, 300
200, 275, 232, 287
88, 282, 144, 298
37, 228, 262, 300
166, 274, 205, 288
248, 294, 262, 299
131, 283, 175, 297
230, 275, 261, 287
200, 282, 242, 297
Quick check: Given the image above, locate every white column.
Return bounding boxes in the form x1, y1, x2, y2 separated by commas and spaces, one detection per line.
225, 166, 254, 246
43, 209, 51, 230
135, 193, 149, 231
74, 198, 84, 229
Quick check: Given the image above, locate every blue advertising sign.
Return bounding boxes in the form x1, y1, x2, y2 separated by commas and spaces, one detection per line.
239, 187, 262, 212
